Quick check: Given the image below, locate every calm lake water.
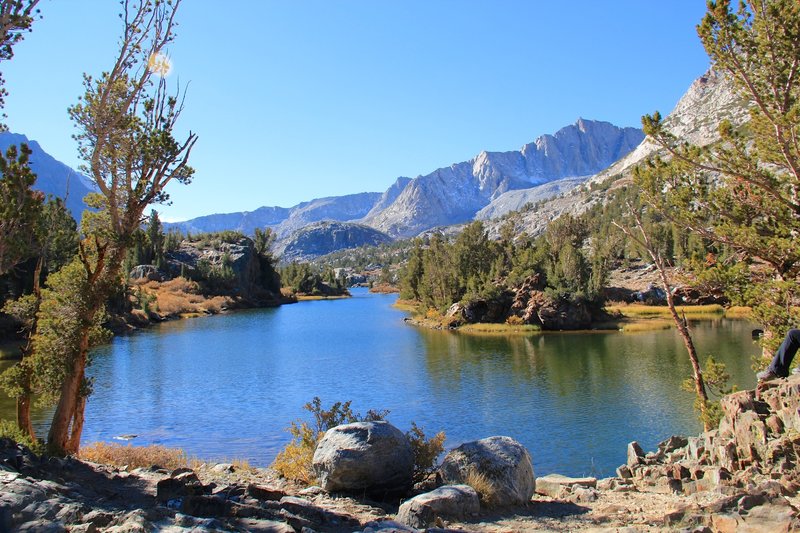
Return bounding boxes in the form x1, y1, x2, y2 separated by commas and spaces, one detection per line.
0, 288, 759, 477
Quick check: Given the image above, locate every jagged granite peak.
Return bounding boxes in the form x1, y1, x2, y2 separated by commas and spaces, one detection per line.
364, 176, 412, 219
0, 132, 95, 220
167, 192, 382, 239
276, 221, 393, 262
488, 70, 748, 239
364, 119, 644, 238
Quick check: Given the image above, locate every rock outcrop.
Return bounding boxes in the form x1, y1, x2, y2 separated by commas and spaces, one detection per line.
312, 421, 414, 494
508, 274, 592, 330
439, 436, 535, 507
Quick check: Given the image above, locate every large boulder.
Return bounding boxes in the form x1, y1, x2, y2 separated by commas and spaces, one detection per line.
439, 436, 535, 506
312, 421, 413, 494
396, 485, 479, 529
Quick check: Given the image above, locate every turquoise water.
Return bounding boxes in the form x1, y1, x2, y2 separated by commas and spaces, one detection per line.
0, 288, 759, 477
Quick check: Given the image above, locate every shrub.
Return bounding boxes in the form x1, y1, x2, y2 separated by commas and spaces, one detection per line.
79, 442, 189, 470
271, 398, 445, 487
505, 315, 524, 326
0, 419, 45, 456
407, 422, 445, 483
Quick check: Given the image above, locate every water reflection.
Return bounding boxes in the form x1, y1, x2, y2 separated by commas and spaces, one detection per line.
0, 290, 760, 478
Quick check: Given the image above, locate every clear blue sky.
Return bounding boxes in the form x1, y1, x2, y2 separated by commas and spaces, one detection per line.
4, 1, 710, 222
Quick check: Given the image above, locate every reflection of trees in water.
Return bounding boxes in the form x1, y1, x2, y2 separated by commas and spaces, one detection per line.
418, 320, 758, 409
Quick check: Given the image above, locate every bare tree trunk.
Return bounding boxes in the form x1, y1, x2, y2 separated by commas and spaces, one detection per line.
614, 209, 711, 430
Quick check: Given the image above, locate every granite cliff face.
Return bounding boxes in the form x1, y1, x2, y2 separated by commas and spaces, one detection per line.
485, 70, 749, 239
0, 132, 95, 220
363, 119, 644, 238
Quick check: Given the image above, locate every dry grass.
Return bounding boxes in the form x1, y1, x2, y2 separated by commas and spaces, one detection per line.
392, 299, 420, 313
369, 283, 399, 294
620, 319, 673, 333
79, 442, 189, 470
459, 323, 541, 335
131, 277, 232, 317
464, 468, 499, 508
605, 304, 725, 317
725, 306, 752, 318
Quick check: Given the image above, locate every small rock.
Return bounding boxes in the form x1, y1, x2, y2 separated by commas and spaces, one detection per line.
212, 463, 235, 473
247, 483, 287, 501
627, 442, 645, 467
535, 474, 596, 498
396, 484, 479, 529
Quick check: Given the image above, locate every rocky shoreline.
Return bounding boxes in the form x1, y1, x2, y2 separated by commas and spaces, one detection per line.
3, 376, 800, 532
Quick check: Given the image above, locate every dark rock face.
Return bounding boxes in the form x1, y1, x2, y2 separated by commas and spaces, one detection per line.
129, 264, 164, 282
509, 275, 592, 330
165, 236, 280, 299
312, 421, 414, 495
439, 436, 535, 506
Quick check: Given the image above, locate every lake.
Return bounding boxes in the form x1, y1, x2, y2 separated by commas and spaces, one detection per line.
0, 288, 759, 478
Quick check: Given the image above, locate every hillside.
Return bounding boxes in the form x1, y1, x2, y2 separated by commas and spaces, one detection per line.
275, 221, 393, 263
0, 132, 94, 220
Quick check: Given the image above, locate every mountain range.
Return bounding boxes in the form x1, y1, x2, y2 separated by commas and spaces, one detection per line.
6, 69, 734, 262
165, 118, 644, 257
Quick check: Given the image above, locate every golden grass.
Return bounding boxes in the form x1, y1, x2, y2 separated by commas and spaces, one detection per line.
464, 468, 499, 508
79, 442, 189, 470
605, 304, 725, 317
131, 277, 232, 316
80, 442, 258, 474
459, 323, 541, 335
392, 299, 420, 312
295, 295, 350, 301
724, 306, 752, 318
620, 319, 673, 332
369, 283, 399, 294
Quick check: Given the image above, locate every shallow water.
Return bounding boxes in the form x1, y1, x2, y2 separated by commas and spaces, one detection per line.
0, 288, 759, 477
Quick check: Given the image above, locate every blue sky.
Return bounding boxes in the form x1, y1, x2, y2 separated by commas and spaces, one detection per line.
5, 1, 710, 222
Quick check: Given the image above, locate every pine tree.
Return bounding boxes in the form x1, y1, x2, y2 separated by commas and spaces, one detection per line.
637, 0, 800, 350
45, 0, 196, 455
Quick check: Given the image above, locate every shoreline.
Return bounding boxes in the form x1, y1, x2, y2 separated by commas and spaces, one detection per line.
398, 301, 754, 336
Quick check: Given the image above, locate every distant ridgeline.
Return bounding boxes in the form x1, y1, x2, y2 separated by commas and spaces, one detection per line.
166, 119, 644, 260
0, 132, 95, 221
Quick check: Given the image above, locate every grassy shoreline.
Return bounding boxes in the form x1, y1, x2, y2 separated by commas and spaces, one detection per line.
396, 300, 753, 335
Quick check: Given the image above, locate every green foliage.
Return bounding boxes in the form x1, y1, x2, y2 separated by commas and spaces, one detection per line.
398, 219, 606, 318
0, 419, 44, 456
280, 262, 345, 295
0, 259, 110, 408
638, 0, 800, 343
682, 355, 734, 429
0, 144, 43, 275
272, 397, 445, 487
0, 1, 41, 125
